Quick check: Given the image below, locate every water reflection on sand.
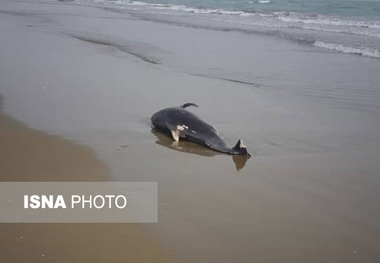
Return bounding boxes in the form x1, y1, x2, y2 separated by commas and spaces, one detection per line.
152, 130, 250, 171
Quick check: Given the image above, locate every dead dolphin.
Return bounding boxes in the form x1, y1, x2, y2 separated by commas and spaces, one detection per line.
151, 103, 251, 156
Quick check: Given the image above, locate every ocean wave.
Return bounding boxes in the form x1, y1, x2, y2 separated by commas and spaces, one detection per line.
124, 1, 251, 16
314, 41, 380, 58
103, 1, 380, 38
277, 14, 380, 38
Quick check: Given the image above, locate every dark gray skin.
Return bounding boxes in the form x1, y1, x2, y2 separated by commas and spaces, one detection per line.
151, 103, 251, 156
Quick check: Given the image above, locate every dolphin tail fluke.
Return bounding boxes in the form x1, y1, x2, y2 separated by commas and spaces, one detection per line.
180, 103, 199, 109
232, 139, 251, 157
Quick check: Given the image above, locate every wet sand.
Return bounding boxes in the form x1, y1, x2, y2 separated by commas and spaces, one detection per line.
0, 95, 109, 182
0, 101, 175, 261
1, 0, 380, 262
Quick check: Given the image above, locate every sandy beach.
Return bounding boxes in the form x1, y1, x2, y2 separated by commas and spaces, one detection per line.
1, 0, 380, 262
0, 96, 175, 261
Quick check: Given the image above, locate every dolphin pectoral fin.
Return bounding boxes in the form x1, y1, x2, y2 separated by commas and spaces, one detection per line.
170, 130, 180, 142
167, 122, 188, 142
170, 127, 188, 142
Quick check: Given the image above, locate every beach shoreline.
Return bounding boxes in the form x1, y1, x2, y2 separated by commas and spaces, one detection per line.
1, 0, 379, 262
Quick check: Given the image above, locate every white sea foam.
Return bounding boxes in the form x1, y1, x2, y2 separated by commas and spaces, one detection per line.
247, 0, 271, 3
314, 41, 380, 58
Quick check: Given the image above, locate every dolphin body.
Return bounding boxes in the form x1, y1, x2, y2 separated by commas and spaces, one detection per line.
151, 103, 251, 156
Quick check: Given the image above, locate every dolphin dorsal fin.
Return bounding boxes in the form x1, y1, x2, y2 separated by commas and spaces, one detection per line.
180, 103, 199, 109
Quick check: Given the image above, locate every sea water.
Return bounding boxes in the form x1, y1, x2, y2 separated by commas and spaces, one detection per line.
117, 0, 380, 18
76, 0, 380, 58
